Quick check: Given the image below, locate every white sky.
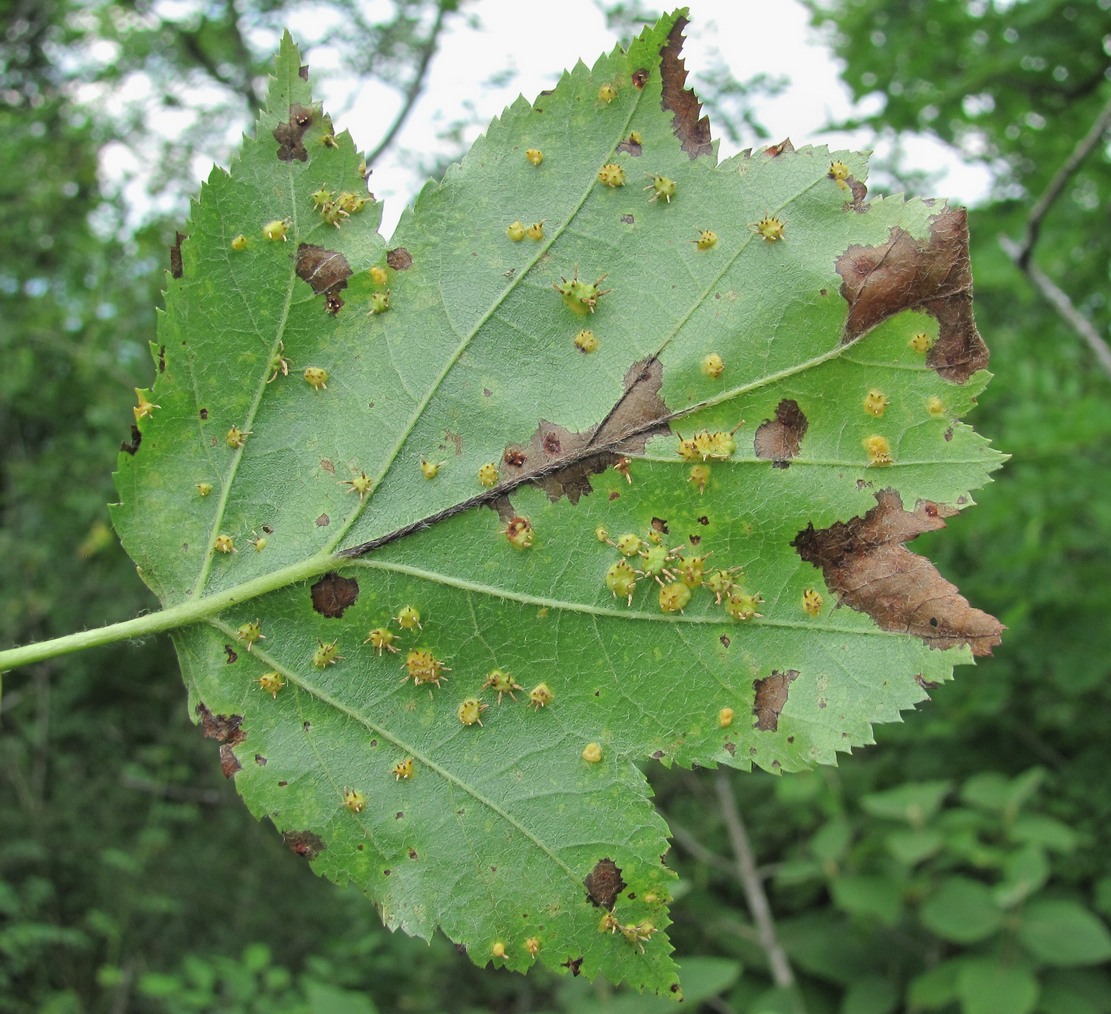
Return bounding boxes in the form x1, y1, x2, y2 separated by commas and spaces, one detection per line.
326, 0, 992, 237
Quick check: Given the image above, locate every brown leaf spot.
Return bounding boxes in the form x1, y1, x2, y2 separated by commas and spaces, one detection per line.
310, 572, 359, 617
386, 247, 413, 270
169, 232, 185, 278
219, 743, 241, 778
295, 244, 352, 312
754, 399, 808, 466
196, 703, 246, 745
659, 16, 712, 158
632, 67, 649, 88
157, 345, 166, 373
584, 857, 625, 910
753, 670, 799, 731
845, 177, 869, 211
223, 645, 238, 664
255, 754, 267, 765
616, 138, 642, 157
282, 829, 325, 860
274, 104, 313, 162
120, 424, 141, 456
836, 207, 988, 382
650, 517, 669, 536
792, 488, 1004, 655
764, 138, 795, 157
315, 513, 330, 527
620, 213, 636, 224
199, 408, 208, 420
512, 357, 669, 505
563, 957, 583, 976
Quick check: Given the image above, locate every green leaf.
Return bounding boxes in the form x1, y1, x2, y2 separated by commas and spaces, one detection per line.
106, 10, 1004, 993
955, 958, 1039, 1014
830, 874, 903, 926
919, 876, 1004, 944
860, 780, 951, 825
1016, 899, 1111, 967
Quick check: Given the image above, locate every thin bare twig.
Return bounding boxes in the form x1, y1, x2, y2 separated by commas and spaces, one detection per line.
1000, 234, 1111, 380
1015, 89, 1111, 267
713, 770, 796, 990
363, 0, 453, 170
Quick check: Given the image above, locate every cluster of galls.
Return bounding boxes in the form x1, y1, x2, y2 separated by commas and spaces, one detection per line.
311, 186, 370, 227
600, 529, 762, 622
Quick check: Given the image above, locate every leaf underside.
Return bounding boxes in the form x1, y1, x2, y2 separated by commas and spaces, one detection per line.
112, 8, 1004, 994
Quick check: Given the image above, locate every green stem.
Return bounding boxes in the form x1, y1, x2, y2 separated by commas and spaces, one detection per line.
0, 553, 335, 674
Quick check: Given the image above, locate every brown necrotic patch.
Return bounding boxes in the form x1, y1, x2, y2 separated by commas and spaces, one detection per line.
616, 138, 642, 157
836, 207, 988, 382
120, 424, 141, 456
196, 703, 245, 778
503, 358, 669, 505
754, 398, 808, 466
274, 104, 314, 162
659, 16, 712, 158
310, 572, 359, 617
792, 488, 1004, 655
386, 247, 412, 270
282, 829, 326, 860
584, 857, 625, 910
764, 138, 795, 157
169, 232, 185, 278
296, 244, 351, 314
753, 670, 799, 731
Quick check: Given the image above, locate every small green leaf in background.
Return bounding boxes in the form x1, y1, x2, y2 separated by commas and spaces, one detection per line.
861, 779, 951, 826
1016, 898, 1111, 966
105, 7, 1004, 993
919, 876, 1003, 943
955, 957, 1039, 1014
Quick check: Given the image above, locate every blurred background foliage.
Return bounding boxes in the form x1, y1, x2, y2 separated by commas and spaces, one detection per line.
2, 1, 1110, 1011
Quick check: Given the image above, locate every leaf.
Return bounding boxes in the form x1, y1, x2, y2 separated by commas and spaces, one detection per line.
919, 876, 1004, 944
955, 958, 1039, 1014
1016, 899, 1111, 967
109, 10, 1004, 994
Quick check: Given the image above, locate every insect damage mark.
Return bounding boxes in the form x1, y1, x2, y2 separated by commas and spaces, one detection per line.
836, 207, 988, 383
120, 424, 141, 456
754, 399, 808, 466
501, 358, 670, 505
584, 857, 626, 910
386, 247, 412, 270
310, 572, 359, 617
792, 489, 1004, 655
274, 103, 314, 161
196, 702, 246, 779
753, 670, 799, 731
659, 16, 712, 158
169, 232, 185, 278
283, 829, 326, 860
295, 244, 352, 314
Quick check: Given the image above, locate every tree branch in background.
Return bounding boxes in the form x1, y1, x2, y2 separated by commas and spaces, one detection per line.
713, 771, 797, 991
1014, 89, 1111, 268
1000, 234, 1111, 381
363, 0, 454, 169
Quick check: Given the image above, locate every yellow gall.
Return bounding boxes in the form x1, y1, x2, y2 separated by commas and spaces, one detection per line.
369, 290, 391, 315
525, 936, 541, 957
133, 391, 159, 421
226, 426, 249, 449
525, 148, 543, 166
927, 396, 945, 417
828, 160, 850, 188
457, 697, 488, 727
258, 672, 285, 698
864, 434, 893, 466
582, 742, 603, 764
482, 668, 523, 703
528, 682, 554, 709
364, 627, 398, 655
369, 266, 389, 285
597, 162, 626, 188
701, 353, 725, 379
313, 640, 342, 668
230, 233, 247, 251
394, 605, 422, 630
506, 220, 526, 242
402, 648, 450, 687
478, 462, 499, 488
725, 591, 763, 621
863, 389, 888, 416
196, 482, 214, 497
802, 588, 823, 616
236, 620, 264, 649
688, 464, 711, 494
598, 82, 618, 103
343, 788, 366, 813
909, 331, 933, 354
645, 173, 676, 203
491, 941, 508, 960
628, 130, 643, 145
420, 457, 442, 480
303, 366, 328, 391
213, 534, 235, 554
248, 534, 267, 552
594, 525, 610, 543
695, 229, 718, 250
342, 471, 373, 498
526, 221, 544, 241
719, 707, 734, 728
392, 757, 414, 780
573, 329, 599, 354
262, 218, 289, 241
503, 515, 535, 550
753, 215, 785, 241
658, 582, 692, 613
